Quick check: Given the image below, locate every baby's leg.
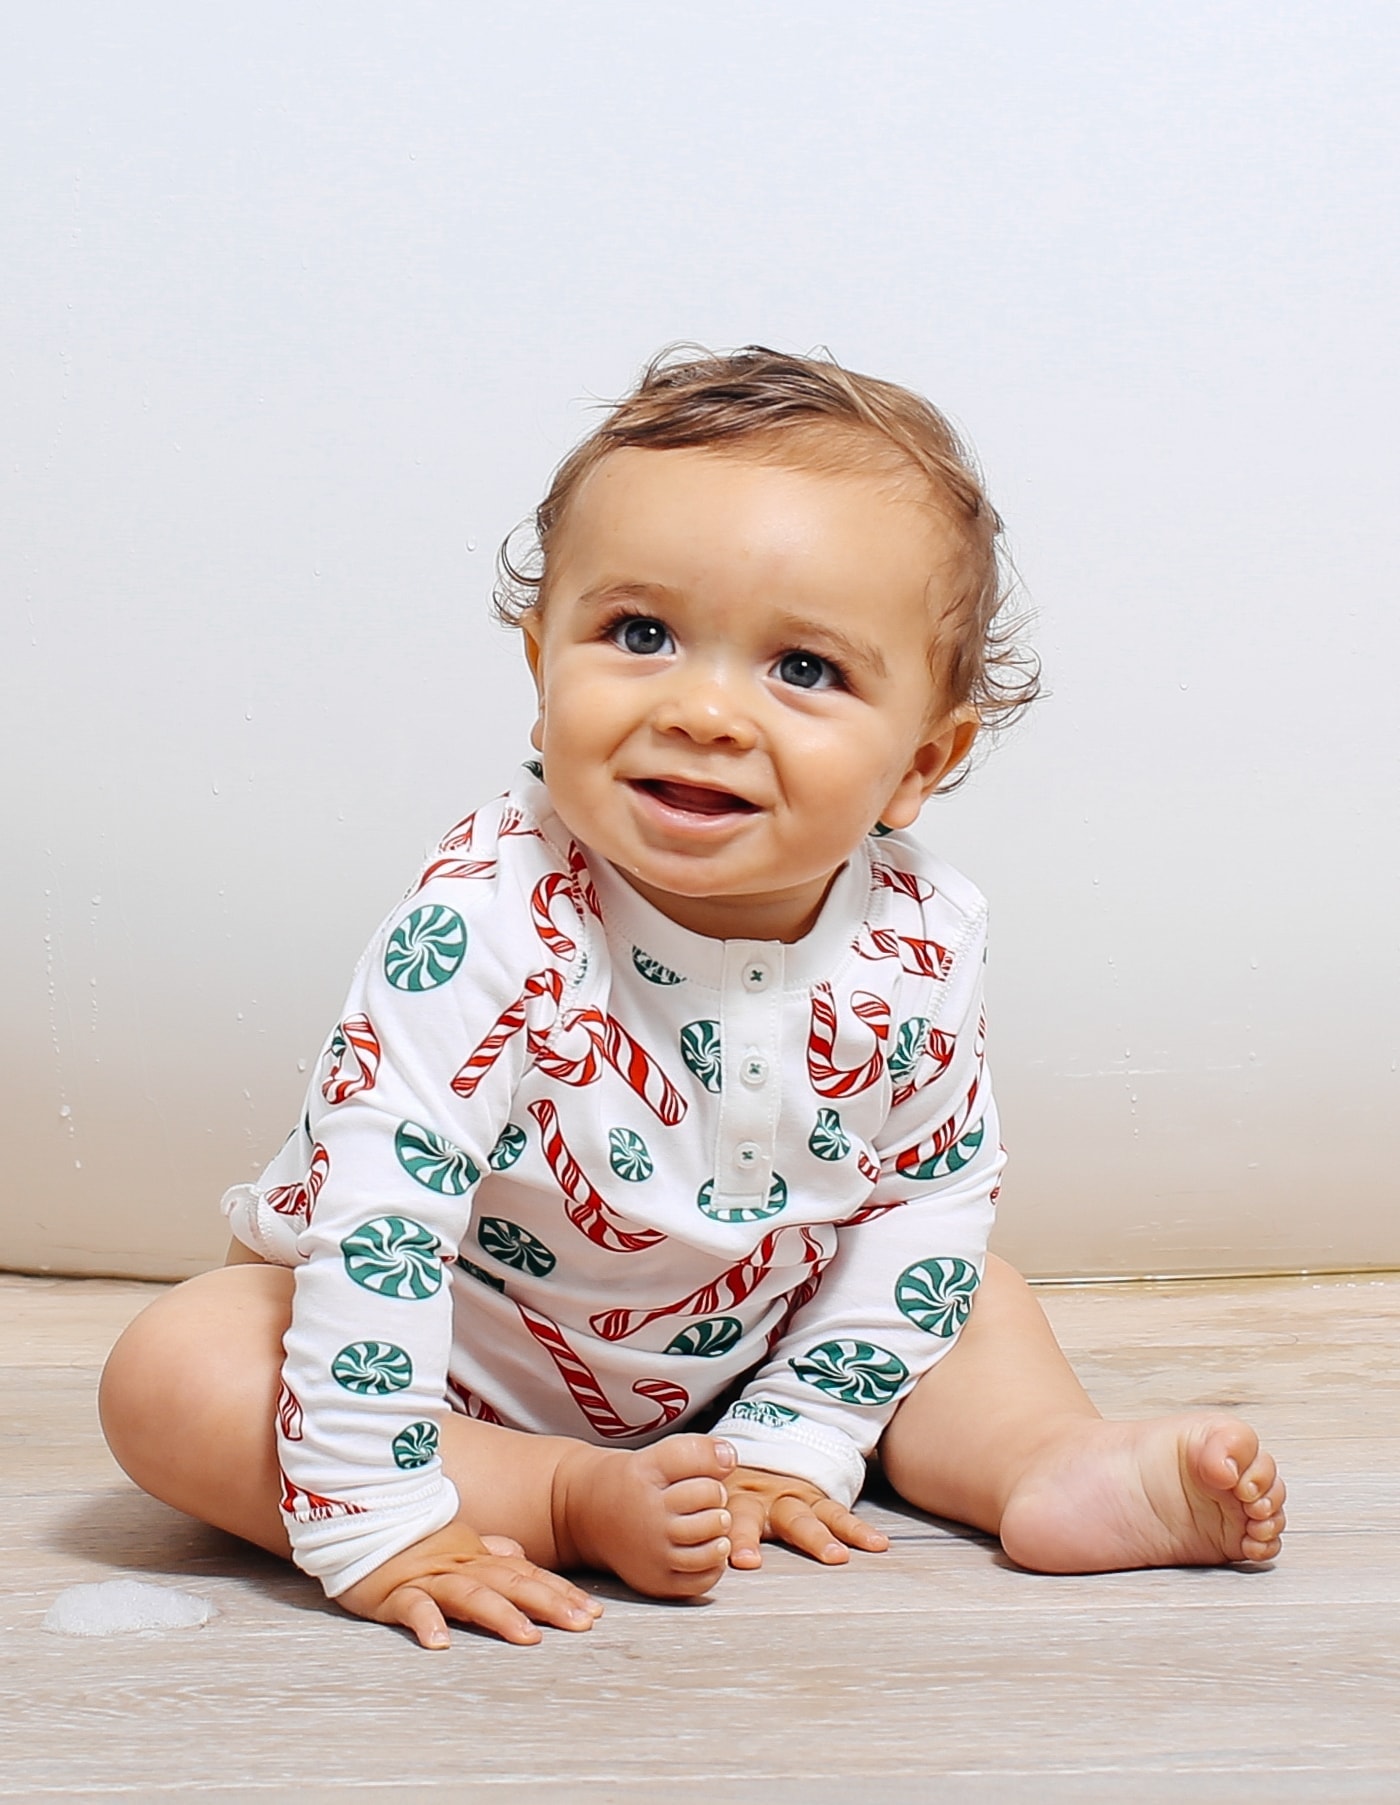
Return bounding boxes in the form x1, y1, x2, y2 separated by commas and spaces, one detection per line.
879, 1254, 1286, 1571
98, 1264, 734, 1600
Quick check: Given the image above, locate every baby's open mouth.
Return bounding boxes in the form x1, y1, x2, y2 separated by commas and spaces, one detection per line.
634, 779, 758, 817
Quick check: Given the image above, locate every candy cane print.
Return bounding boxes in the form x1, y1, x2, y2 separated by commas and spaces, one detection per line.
279, 1474, 368, 1521
892, 1026, 956, 1108
531, 871, 585, 962
451, 967, 565, 1098
564, 840, 602, 918
852, 924, 953, 981
857, 1148, 881, 1184
276, 1381, 304, 1442
438, 810, 478, 852
763, 1268, 826, 1357
527, 1098, 665, 1252
411, 856, 497, 895
498, 806, 538, 839
528, 1006, 607, 1087
871, 862, 937, 904
321, 1014, 381, 1106
807, 985, 890, 1098
265, 1180, 308, 1218
306, 1143, 329, 1206
516, 1302, 689, 1439
894, 1072, 983, 1178
446, 1375, 504, 1425
590, 1224, 826, 1341
597, 1016, 687, 1125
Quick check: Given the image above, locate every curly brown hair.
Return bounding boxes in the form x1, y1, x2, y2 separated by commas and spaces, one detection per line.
495, 345, 1039, 780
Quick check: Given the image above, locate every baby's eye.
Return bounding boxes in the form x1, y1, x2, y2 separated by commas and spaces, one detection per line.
610, 616, 674, 657
774, 650, 842, 691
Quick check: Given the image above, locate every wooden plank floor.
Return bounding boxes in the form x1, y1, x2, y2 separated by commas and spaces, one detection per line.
3, 1270, 1398, 1801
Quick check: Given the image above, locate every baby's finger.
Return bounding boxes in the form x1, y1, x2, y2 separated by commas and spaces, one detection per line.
428, 1575, 545, 1646
725, 1491, 770, 1570
768, 1494, 851, 1564
813, 1497, 889, 1553
479, 1562, 603, 1632
380, 1584, 459, 1651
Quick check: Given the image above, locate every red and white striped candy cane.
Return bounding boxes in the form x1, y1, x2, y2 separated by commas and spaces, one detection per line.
531, 871, 585, 962
447, 1375, 505, 1425
565, 840, 602, 918
597, 1015, 687, 1125
279, 1474, 367, 1521
852, 924, 952, 980
528, 1006, 608, 1087
763, 1267, 827, 1357
499, 806, 537, 838
591, 1224, 825, 1341
451, 967, 565, 1098
516, 1301, 689, 1440
276, 1381, 304, 1442
841, 1196, 902, 1227
265, 1180, 308, 1218
807, 985, 890, 1098
412, 856, 497, 894
321, 1014, 381, 1106
528, 1098, 665, 1253
438, 810, 477, 852
895, 1072, 983, 1177
871, 862, 937, 904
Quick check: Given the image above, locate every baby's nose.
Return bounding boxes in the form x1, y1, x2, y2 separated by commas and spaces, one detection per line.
653, 668, 758, 747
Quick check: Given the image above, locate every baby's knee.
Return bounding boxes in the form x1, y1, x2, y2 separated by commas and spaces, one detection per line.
99, 1264, 292, 1477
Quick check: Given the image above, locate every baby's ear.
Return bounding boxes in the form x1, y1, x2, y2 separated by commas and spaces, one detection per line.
881, 710, 979, 829
520, 609, 545, 684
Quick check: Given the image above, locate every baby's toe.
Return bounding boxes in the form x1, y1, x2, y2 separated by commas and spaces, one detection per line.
646, 1432, 734, 1485
663, 1476, 729, 1516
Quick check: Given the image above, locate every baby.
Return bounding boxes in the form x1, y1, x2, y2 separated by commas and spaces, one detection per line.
100, 346, 1285, 1649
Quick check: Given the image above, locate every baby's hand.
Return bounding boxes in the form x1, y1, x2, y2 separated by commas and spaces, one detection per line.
336, 1522, 604, 1649
724, 1466, 890, 1570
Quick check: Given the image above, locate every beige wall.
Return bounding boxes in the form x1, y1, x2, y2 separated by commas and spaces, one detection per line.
5, 3, 1398, 1280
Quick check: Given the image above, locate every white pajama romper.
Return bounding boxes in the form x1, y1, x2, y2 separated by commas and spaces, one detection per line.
224, 769, 1005, 1597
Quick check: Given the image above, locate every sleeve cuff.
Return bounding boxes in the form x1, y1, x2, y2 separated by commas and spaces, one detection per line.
285, 1476, 462, 1599
710, 1409, 868, 1508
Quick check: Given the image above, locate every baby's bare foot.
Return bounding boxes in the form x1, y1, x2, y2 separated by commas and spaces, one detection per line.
997, 1414, 1285, 1574
551, 1433, 736, 1599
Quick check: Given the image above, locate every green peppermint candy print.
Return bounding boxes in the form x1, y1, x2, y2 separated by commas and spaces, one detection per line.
488, 1124, 527, 1171
392, 1420, 439, 1469
523, 758, 544, 780
477, 1216, 556, 1277
791, 1339, 909, 1406
632, 947, 685, 985
665, 1316, 743, 1357
901, 1117, 987, 1184
869, 821, 896, 838
697, 1173, 788, 1223
680, 1020, 722, 1092
808, 1107, 851, 1162
342, 1216, 443, 1299
455, 1254, 506, 1292
332, 1340, 414, 1395
608, 1127, 653, 1182
395, 1121, 480, 1196
895, 1257, 980, 1337
384, 904, 467, 991
726, 1399, 800, 1429
889, 1017, 931, 1081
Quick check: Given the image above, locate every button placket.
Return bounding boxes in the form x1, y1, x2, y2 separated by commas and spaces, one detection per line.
709, 942, 784, 1211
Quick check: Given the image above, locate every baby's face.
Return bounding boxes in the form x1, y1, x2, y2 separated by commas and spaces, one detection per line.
523, 446, 976, 943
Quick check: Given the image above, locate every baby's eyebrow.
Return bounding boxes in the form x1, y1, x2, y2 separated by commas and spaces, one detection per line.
576, 581, 679, 613
772, 616, 889, 680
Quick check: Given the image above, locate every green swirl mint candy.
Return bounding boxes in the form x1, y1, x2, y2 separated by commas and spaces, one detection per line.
889, 1017, 931, 1081
696, 1173, 787, 1223
488, 1124, 527, 1171
383, 904, 467, 991
477, 1216, 556, 1277
665, 1316, 743, 1357
395, 1121, 480, 1196
342, 1216, 443, 1299
895, 1257, 980, 1337
331, 1340, 414, 1395
726, 1399, 800, 1429
679, 1020, 722, 1092
455, 1254, 506, 1291
392, 1420, 440, 1469
900, 1117, 987, 1183
608, 1127, 653, 1182
632, 947, 685, 985
790, 1338, 909, 1406
808, 1108, 850, 1162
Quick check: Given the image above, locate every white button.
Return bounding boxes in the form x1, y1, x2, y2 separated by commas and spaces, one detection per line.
742, 961, 771, 992
734, 1141, 762, 1169
740, 1053, 769, 1088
